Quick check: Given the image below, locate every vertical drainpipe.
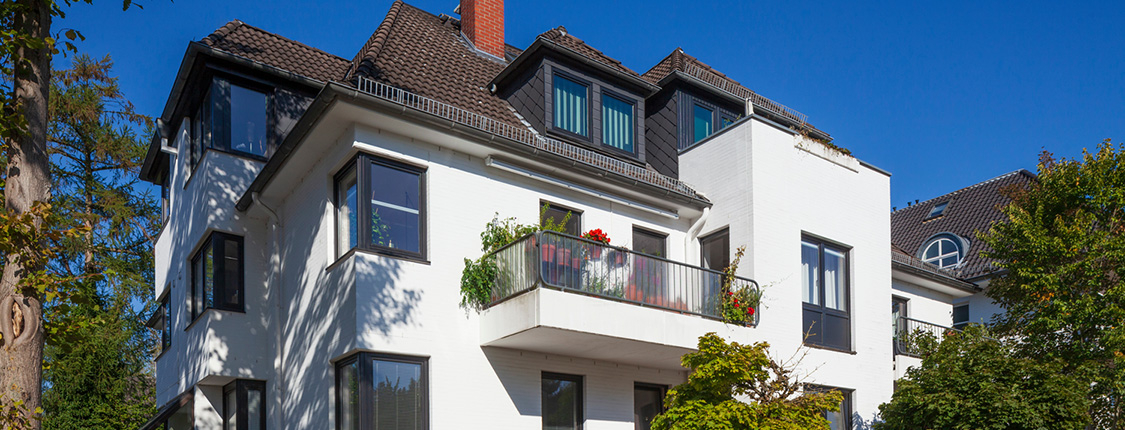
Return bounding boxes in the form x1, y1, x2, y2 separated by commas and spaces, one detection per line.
686, 193, 711, 264
252, 192, 284, 429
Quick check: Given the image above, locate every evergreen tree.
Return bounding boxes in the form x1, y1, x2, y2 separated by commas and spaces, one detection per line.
39, 54, 157, 430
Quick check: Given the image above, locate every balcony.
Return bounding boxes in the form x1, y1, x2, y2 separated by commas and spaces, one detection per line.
479, 231, 759, 369
893, 316, 961, 358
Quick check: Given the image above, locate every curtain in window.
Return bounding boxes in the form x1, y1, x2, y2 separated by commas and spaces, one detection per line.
693, 104, 713, 143
801, 242, 819, 305
553, 76, 588, 136
373, 359, 422, 430
824, 248, 846, 311
601, 94, 633, 152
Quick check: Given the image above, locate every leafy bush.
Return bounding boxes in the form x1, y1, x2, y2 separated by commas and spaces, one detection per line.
459, 206, 570, 311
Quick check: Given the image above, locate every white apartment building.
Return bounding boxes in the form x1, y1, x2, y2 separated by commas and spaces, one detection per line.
138, 1, 1015, 429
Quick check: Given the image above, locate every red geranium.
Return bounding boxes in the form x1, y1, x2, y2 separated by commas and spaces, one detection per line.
582, 228, 611, 245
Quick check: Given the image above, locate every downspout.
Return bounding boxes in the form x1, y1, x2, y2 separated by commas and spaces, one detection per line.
685, 192, 711, 264
252, 192, 285, 429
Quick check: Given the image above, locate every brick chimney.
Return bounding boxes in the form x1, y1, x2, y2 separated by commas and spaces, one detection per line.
459, 0, 505, 58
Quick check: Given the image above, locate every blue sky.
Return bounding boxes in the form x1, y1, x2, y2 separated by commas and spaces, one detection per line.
58, 0, 1125, 208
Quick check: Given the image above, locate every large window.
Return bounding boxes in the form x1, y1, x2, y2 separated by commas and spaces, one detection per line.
802, 237, 850, 351
147, 292, 172, 357
601, 93, 635, 153
223, 380, 265, 430
190, 232, 244, 320
699, 228, 729, 271
692, 104, 713, 143
190, 76, 271, 171
634, 383, 664, 430
952, 303, 969, 330
681, 96, 739, 150
541, 203, 582, 237
336, 353, 427, 430
808, 386, 852, 430
543, 372, 583, 430
632, 227, 667, 258
335, 155, 426, 260
920, 233, 965, 268
553, 74, 589, 138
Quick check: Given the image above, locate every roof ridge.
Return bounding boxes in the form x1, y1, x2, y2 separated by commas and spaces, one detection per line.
201, 20, 243, 44
347, 0, 406, 81
536, 26, 641, 77
229, 21, 350, 62
892, 169, 1035, 213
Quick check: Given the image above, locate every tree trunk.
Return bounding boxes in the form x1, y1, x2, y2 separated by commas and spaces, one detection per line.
1, 0, 52, 427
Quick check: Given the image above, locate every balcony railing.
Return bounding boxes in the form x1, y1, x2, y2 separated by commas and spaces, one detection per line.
893, 316, 960, 358
485, 231, 760, 324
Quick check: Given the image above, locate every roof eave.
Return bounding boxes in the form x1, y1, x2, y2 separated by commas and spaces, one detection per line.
892, 260, 981, 294
490, 38, 660, 96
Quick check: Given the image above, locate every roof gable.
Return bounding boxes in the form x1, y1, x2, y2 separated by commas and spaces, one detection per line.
200, 20, 351, 83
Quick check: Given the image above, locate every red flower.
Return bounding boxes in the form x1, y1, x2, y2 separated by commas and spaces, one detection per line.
748, 307, 755, 316
582, 228, 611, 245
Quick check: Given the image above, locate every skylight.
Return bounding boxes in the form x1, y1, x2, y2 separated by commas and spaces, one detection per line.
927, 201, 949, 219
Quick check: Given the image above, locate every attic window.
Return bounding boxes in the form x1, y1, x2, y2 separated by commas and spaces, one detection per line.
920, 233, 966, 269
926, 202, 949, 219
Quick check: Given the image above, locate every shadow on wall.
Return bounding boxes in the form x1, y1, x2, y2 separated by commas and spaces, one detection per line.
355, 253, 421, 340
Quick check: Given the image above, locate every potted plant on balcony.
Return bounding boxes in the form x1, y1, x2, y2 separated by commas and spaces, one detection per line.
720, 246, 762, 325
460, 206, 571, 311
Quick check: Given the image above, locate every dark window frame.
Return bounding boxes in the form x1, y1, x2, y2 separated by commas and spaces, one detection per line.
540, 200, 583, 237
188, 73, 275, 174
189, 231, 245, 322
699, 227, 730, 271
633, 382, 667, 430
678, 93, 740, 151
807, 385, 853, 430
599, 88, 638, 156
542, 371, 584, 430
632, 226, 668, 258
333, 153, 428, 262
335, 352, 429, 430
223, 379, 266, 430
801, 236, 852, 352
549, 71, 594, 143
952, 303, 970, 330
160, 292, 171, 353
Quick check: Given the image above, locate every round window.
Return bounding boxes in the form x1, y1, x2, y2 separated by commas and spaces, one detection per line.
921, 235, 964, 268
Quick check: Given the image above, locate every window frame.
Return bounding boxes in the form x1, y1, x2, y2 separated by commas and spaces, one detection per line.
679, 93, 741, 151
189, 231, 245, 322
807, 385, 853, 430
335, 352, 429, 430
919, 233, 966, 269
223, 379, 266, 430
952, 303, 970, 330
633, 382, 667, 430
699, 228, 730, 271
632, 226, 667, 258
333, 153, 428, 262
160, 293, 171, 353
540, 200, 583, 237
542, 371, 584, 430
188, 73, 275, 175
550, 71, 593, 142
599, 89, 637, 156
801, 236, 852, 352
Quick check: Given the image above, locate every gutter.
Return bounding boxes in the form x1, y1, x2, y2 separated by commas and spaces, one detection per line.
251, 192, 286, 429
891, 260, 980, 294
489, 38, 660, 96
236, 82, 711, 212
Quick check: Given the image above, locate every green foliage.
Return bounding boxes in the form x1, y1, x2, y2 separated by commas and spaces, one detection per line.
978, 139, 1125, 428
875, 325, 1090, 430
652, 333, 842, 430
460, 205, 571, 311
720, 246, 760, 324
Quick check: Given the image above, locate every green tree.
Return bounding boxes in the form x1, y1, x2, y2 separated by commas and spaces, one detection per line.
652, 333, 842, 430
38, 54, 156, 430
979, 139, 1125, 428
875, 326, 1089, 430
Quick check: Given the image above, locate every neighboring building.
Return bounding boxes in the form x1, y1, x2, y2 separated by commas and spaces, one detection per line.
888, 170, 1036, 377
135, 1, 1020, 429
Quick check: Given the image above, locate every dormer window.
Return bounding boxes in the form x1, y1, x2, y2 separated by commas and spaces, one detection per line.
693, 104, 713, 143
189, 76, 272, 171
552, 74, 589, 138
601, 92, 634, 153
680, 95, 740, 150
920, 233, 967, 269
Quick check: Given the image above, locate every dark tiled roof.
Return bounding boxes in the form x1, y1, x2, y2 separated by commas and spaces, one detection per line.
346, 1, 524, 127
537, 26, 643, 79
201, 20, 351, 83
891, 170, 1036, 279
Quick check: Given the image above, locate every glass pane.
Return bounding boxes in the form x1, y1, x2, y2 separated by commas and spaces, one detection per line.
543, 376, 580, 430
247, 387, 263, 430
632, 229, 665, 258
204, 244, 214, 310
824, 248, 846, 311
168, 405, 192, 430
553, 75, 588, 137
700, 232, 728, 271
826, 406, 845, 430
940, 256, 958, 268
634, 386, 662, 430
693, 104, 713, 143
373, 359, 423, 430
953, 304, 970, 325
192, 256, 201, 318
601, 94, 634, 153
224, 389, 237, 430
162, 298, 171, 350
720, 116, 735, 130
223, 238, 241, 307
229, 85, 269, 157
370, 162, 422, 253
337, 166, 358, 256
338, 361, 360, 430
541, 206, 581, 237
801, 242, 820, 305
923, 242, 940, 260
928, 202, 948, 218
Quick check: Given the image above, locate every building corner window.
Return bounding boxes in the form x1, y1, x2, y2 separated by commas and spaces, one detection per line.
334, 154, 426, 261
801, 237, 851, 351
190, 232, 244, 321
336, 353, 427, 430
223, 379, 265, 430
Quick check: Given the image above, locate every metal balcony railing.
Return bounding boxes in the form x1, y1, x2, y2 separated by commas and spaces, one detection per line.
893, 316, 960, 358
681, 63, 809, 128
485, 231, 760, 324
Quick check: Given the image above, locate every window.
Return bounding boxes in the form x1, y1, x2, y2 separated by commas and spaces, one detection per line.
553, 74, 589, 138
692, 104, 713, 143
920, 234, 964, 268
336, 353, 427, 430
634, 383, 664, 430
335, 155, 426, 260
953, 304, 969, 330
543, 372, 583, 430
147, 293, 172, 356
541, 203, 582, 237
699, 228, 729, 271
926, 201, 949, 219
601, 93, 634, 153
802, 237, 850, 351
190, 232, 244, 320
892, 297, 908, 355
223, 380, 265, 430
719, 113, 737, 130
189, 76, 271, 171
142, 391, 193, 430
632, 227, 667, 258
808, 386, 852, 430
